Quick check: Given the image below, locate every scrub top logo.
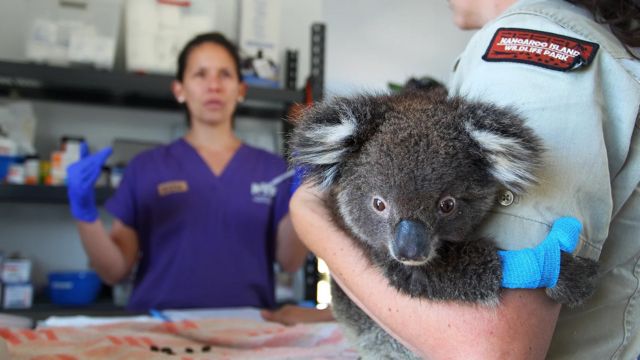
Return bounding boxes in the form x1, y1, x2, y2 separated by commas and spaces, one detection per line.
251, 170, 294, 204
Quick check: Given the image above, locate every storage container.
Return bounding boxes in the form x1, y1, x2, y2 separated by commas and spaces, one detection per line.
1, 259, 32, 284
48, 270, 102, 306
125, 0, 216, 74
3, 283, 33, 309
0, 155, 17, 182
24, 0, 123, 69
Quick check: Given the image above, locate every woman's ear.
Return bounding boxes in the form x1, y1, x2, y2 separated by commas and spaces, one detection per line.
172, 80, 186, 103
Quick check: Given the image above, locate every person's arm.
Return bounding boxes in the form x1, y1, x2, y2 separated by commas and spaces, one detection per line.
290, 184, 560, 359
76, 218, 139, 285
67, 144, 139, 285
275, 214, 308, 272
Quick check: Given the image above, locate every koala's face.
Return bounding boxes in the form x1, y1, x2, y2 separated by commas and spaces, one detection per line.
333, 111, 500, 265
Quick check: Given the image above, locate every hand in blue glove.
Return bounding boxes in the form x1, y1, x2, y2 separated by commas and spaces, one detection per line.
499, 217, 582, 289
66, 143, 112, 222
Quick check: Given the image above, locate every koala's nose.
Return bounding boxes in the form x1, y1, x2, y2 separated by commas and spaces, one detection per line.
392, 219, 430, 265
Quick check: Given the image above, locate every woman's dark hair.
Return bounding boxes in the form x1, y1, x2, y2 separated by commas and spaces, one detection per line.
176, 32, 243, 82
566, 0, 640, 57
175, 32, 244, 127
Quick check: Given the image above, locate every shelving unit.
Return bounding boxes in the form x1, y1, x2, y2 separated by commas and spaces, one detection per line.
0, 61, 302, 204
0, 60, 304, 117
0, 23, 326, 304
0, 56, 310, 204
0, 23, 326, 206
0, 184, 112, 204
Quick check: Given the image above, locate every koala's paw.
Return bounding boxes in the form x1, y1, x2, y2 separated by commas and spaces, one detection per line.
380, 241, 503, 305
546, 252, 598, 307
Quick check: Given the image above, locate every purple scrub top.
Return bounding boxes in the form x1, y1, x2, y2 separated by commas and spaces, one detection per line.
105, 138, 292, 311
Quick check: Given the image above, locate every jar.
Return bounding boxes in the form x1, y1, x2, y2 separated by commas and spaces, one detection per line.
23, 155, 40, 185
110, 165, 124, 188
6, 161, 25, 185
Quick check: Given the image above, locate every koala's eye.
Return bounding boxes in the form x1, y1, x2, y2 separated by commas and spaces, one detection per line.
373, 198, 387, 212
438, 196, 456, 214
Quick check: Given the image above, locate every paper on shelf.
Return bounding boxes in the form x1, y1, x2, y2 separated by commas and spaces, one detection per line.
38, 307, 265, 328
162, 307, 264, 322
37, 315, 157, 328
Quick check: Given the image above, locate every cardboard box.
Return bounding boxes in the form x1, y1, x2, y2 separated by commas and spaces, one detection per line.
24, 0, 123, 69
125, 0, 216, 74
238, 0, 282, 86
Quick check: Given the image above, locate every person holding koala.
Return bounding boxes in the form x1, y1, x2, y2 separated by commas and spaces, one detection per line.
67, 32, 308, 312
290, 0, 639, 358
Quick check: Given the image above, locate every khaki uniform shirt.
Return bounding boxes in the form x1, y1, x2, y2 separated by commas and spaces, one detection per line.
449, 0, 640, 358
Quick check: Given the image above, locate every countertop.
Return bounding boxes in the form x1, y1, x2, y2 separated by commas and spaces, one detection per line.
1, 299, 138, 327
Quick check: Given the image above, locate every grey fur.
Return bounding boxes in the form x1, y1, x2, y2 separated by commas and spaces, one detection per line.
289, 89, 598, 358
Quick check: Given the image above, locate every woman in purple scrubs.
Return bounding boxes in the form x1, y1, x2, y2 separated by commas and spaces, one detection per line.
67, 33, 308, 312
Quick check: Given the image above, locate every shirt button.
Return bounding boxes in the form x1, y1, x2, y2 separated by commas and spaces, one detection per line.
498, 190, 515, 206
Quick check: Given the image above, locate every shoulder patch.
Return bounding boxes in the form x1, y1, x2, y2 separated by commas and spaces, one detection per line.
482, 28, 599, 71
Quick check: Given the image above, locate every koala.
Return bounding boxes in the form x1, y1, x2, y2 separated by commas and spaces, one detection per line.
288, 89, 598, 359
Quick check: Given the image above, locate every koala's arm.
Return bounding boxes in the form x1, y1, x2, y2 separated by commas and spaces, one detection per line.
290, 183, 561, 359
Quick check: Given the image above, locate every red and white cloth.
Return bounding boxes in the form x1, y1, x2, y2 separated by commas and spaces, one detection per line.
1, 318, 357, 359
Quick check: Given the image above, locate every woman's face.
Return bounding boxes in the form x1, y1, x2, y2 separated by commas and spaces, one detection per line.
447, 0, 515, 30
173, 42, 246, 127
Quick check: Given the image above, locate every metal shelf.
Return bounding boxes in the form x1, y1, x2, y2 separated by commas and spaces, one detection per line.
0, 62, 302, 204
0, 184, 113, 204
0, 60, 303, 110
0, 60, 305, 203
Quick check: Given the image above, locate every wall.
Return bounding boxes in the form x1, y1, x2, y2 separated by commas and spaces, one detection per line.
323, 0, 473, 96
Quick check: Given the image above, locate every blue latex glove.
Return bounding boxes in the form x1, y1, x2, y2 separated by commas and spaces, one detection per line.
499, 217, 581, 289
66, 143, 112, 222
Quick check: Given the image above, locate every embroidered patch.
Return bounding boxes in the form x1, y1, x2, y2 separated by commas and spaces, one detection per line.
157, 180, 189, 196
482, 28, 599, 71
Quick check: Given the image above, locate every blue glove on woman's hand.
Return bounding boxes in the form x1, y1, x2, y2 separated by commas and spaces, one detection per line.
66, 143, 112, 222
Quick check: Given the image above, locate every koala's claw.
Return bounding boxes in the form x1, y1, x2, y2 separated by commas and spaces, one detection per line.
547, 252, 599, 307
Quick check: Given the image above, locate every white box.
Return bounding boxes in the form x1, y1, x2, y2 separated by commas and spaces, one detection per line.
24, 0, 123, 69
238, 0, 282, 83
2, 259, 32, 284
125, 0, 216, 74
3, 283, 33, 309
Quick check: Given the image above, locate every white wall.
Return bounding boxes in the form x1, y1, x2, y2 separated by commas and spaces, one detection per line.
323, 0, 473, 96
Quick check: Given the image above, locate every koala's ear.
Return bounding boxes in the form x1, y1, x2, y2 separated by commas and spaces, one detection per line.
288, 94, 389, 190
463, 102, 544, 193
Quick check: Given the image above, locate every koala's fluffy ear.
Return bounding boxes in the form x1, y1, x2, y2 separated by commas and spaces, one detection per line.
462, 100, 544, 193
289, 95, 389, 190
